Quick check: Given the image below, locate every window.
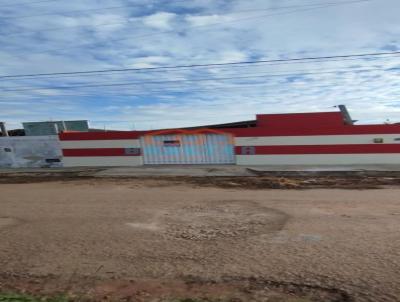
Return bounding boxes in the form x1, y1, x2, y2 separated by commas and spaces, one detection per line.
163, 140, 181, 147
125, 148, 141, 155
45, 158, 61, 163
241, 146, 256, 155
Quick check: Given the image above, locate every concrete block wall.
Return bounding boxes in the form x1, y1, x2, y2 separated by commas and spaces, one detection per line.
0, 136, 62, 168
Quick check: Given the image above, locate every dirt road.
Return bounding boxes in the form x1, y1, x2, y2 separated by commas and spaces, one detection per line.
0, 179, 399, 301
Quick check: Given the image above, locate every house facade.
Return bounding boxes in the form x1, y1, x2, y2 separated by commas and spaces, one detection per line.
59, 109, 400, 167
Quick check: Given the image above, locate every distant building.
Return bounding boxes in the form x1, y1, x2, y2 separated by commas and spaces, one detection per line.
22, 120, 89, 136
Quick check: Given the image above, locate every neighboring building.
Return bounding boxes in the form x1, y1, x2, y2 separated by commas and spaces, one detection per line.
23, 120, 89, 136
7, 129, 25, 136
0, 120, 86, 167
59, 107, 400, 167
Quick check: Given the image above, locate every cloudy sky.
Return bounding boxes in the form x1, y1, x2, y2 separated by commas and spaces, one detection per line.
0, 0, 399, 130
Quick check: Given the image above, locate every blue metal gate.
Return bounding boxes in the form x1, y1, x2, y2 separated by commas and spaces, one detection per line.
140, 133, 235, 164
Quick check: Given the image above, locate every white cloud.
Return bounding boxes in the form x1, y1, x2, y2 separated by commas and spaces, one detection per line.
185, 14, 233, 27
0, 0, 400, 129
142, 12, 176, 30
125, 55, 172, 68
217, 50, 248, 63
87, 13, 128, 34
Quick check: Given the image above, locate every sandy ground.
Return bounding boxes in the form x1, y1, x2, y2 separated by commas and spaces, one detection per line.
0, 178, 400, 301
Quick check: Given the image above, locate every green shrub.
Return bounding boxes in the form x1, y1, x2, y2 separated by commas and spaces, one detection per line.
0, 293, 68, 302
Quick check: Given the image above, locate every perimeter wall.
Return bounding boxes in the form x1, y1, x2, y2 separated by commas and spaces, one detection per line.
0, 136, 62, 168
58, 111, 400, 167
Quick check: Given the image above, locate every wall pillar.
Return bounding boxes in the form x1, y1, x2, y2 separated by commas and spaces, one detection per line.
0, 122, 8, 136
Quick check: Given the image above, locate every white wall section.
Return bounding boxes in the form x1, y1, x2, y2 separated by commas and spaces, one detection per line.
61, 139, 141, 149
0, 136, 62, 168
235, 134, 400, 146
62, 156, 143, 167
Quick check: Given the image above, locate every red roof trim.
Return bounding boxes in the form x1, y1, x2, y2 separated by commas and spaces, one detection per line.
226, 125, 400, 137
59, 131, 146, 141
144, 128, 230, 136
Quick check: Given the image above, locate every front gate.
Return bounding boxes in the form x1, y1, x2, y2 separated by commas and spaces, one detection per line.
140, 133, 234, 164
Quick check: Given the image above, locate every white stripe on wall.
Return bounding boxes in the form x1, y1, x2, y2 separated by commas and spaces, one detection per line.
236, 154, 400, 165
235, 134, 400, 146
60, 139, 141, 149
62, 156, 143, 167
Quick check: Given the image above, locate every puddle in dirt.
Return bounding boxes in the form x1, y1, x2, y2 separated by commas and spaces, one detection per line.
162, 201, 289, 241
126, 222, 161, 231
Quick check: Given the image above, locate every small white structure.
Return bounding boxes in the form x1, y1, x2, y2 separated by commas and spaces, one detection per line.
0, 136, 62, 168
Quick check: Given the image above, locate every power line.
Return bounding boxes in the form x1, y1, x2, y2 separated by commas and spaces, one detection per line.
2, 66, 398, 92
1, 0, 358, 36
0, 0, 362, 20
1, 50, 398, 80
1, 64, 396, 89
34, 80, 400, 98
2, 74, 397, 104
2, 0, 268, 20
0, 0, 57, 8
2, 0, 373, 55
3, 55, 397, 82
2, 78, 396, 100
1, 1, 153, 20
3, 84, 399, 108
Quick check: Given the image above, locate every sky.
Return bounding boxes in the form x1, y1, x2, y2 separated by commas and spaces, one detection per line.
0, 0, 399, 130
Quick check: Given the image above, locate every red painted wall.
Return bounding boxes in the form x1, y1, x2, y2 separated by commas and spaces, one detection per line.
256, 112, 345, 129
234, 144, 400, 155
62, 148, 141, 156
59, 111, 400, 140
